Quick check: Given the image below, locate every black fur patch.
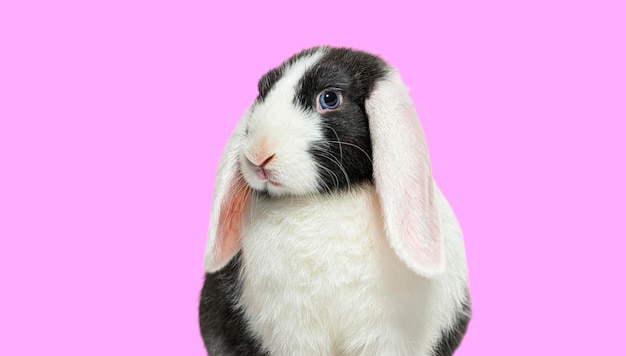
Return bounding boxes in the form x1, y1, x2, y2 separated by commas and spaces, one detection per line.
295, 48, 390, 193
432, 294, 472, 356
199, 253, 268, 355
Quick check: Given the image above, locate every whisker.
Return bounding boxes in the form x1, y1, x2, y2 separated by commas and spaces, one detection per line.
318, 160, 339, 191
326, 140, 373, 164
315, 161, 340, 192
315, 151, 351, 190
321, 124, 343, 165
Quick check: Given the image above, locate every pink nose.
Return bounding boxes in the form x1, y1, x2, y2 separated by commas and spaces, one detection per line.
247, 153, 275, 168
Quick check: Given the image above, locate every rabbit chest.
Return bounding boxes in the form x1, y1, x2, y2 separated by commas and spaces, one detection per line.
238, 184, 442, 355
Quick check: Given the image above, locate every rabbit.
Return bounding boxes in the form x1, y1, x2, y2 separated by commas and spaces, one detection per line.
199, 46, 471, 356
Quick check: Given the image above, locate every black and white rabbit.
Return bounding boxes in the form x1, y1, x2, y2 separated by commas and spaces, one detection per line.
199, 46, 471, 356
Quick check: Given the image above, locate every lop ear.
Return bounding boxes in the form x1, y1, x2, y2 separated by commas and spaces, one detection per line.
366, 70, 444, 278
203, 121, 252, 273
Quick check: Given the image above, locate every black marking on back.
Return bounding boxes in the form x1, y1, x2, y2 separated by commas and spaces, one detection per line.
296, 47, 390, 193
199, 253, 267, 355
432, 294, 472, 356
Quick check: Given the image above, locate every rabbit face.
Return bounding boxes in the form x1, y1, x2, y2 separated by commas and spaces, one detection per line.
239, 47, 390, 197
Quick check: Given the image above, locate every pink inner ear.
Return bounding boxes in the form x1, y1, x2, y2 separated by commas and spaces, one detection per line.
214, 176, 251, 267
399, 178, 442, 269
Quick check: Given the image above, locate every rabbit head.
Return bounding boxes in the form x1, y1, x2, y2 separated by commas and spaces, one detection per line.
204, 46, 445, 278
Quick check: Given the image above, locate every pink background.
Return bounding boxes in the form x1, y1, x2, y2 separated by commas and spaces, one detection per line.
1, 0, 625, 355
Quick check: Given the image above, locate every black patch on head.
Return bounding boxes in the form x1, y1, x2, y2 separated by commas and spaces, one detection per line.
199, 253, 268, 355
256, 67, 283, 102
295, 47, 390, 193
432, 294, 472, 356
256, 47, 325, 102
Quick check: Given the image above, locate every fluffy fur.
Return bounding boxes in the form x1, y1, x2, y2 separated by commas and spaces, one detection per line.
200, 46, 471, 355
238, 185, 468, 355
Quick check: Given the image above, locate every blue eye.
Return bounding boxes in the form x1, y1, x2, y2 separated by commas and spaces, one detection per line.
318, 90, 342, 110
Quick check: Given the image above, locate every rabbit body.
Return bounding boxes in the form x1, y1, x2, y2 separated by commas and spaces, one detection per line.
237, 185, 468, 355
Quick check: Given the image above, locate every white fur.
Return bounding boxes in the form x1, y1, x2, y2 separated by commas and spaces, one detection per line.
239, 185, 468, 356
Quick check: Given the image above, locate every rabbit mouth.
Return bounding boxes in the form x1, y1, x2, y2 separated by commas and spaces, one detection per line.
240, 157, 284, 192
254, 166, 271, 180
256, 167, 282, 187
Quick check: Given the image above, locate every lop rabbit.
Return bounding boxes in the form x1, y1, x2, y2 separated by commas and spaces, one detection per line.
199, 46, 471, 356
